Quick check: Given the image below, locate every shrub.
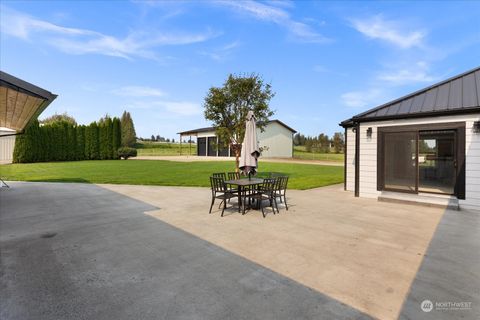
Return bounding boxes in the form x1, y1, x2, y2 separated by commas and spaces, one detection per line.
118, 147, 137, 160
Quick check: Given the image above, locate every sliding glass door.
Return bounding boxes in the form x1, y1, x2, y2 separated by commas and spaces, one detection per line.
418, 130, 456, 194
380, 129, 458, 195
383, 132, 417, 192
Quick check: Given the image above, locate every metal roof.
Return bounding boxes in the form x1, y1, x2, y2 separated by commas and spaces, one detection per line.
178, 119, 296, 135
1, 71, 57, 132
341, 66, 480, 127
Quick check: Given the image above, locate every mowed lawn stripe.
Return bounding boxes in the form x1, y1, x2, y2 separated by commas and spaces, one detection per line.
0, 160, 344, 190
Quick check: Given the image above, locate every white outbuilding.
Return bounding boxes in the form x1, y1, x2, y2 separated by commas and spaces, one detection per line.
179, 119, 297, 158
341, 67, 480, 211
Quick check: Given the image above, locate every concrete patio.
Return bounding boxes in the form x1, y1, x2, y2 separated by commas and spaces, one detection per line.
1, 182, 478, 319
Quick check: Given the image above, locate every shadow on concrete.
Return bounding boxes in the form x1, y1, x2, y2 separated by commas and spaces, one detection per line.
1, 182, 372, 320
398, 208, 480, 320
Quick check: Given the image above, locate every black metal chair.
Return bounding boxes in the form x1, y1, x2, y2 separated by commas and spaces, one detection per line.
209, 176, 236, 216
248, 178, 278, 218
227, 172, 240, 180
212, 172, 226, 180
274, 176, 289, 211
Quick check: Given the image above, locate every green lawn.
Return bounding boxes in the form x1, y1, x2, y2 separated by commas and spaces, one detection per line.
293, 146, 344, 162
0, 160, 344, 190
136, 141, 196, 156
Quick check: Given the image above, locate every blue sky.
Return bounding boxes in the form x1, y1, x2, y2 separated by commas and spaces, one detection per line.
1, 1, 479, 139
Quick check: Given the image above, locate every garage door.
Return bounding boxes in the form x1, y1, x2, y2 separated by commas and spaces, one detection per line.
197, 137, 206, 156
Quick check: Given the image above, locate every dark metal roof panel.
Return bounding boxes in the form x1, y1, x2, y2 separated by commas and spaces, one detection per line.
475, 70, 480, 105
397, 97, 414, 115
421, 87, 437, 112
410, 93, 426, 113
462, 73, 477, 107
435, 82, 450, 110
448, 77, 462, 109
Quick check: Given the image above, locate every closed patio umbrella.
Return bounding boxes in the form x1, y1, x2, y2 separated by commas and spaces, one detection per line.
239, 110, 260, 178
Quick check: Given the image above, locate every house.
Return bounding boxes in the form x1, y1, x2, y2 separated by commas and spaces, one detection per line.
0, 71, 57, 163
178, 120, 297, 158
341, 67, 480, 211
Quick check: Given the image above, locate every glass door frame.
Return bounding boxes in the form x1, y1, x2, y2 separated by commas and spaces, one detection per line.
376, 122, 466, 199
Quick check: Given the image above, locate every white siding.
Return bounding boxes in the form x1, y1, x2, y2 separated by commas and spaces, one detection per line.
0, 135, 16, 162
257, 122, 293, 158
345, 128, 356, 191
356, 113, 480, 210
194, 123, 294, 158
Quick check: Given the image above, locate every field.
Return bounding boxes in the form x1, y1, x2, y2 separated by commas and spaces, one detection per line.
135, 142, 344, 162
293, 146, 344, 162
136, 141, 196, 156
1, 160, 344, 190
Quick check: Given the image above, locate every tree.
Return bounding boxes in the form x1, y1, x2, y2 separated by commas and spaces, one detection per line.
121, 111, 137, 147
112, 117, 121, 159
332, 132, 345, 153
40, 112, 77, 126
151, 135, 156, 141
204, 73, 275, 171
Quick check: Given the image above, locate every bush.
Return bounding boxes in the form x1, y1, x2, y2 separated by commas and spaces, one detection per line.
118, 147, 137, 160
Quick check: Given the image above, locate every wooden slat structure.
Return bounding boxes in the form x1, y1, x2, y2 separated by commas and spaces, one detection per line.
0, 71, 57, 133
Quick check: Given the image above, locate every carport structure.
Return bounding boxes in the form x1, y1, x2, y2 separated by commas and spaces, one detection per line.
0, 71, 57, 165
0, 71, 57, 135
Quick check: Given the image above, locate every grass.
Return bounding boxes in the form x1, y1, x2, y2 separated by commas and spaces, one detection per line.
293, 146, 344, 162
136, 141, 196, 156
0, 160, 344, 190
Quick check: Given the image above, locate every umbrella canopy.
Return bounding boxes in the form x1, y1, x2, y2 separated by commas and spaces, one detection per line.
239, 111, 260, 175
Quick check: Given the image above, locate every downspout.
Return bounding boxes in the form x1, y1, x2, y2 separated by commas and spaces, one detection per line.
354, 122, 360, 197
344, 127, 347, 191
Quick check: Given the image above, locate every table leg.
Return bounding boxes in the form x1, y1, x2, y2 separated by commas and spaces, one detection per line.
237, 186, 242, 213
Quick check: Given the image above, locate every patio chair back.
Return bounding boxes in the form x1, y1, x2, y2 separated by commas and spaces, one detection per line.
227, 172, 240, 180
261, 178, 277, 195
280, 176, 288, 192
212, 172, 226, 180
210, 176, 227, 194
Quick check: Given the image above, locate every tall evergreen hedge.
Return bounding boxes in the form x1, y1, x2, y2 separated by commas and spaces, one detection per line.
13, 116, 123, 163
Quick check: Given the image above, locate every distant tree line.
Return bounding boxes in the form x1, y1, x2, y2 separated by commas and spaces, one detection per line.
138, 135, 180, 143
293, 132, 345, 153
13, 111, 137, 163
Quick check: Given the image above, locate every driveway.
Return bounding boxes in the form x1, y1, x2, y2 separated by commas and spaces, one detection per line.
1, 182, 478, 320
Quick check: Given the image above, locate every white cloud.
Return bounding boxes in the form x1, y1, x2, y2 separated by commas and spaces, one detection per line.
112, 86, 166, 97
377, 61, 439, 85
351, 14, 425, 49
0, 5, 217, 60
217, 0, 330, 43
341, 88, 385, 108
199, 41, 241, 61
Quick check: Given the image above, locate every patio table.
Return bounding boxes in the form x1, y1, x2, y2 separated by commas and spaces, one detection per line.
224, 178, 264, 214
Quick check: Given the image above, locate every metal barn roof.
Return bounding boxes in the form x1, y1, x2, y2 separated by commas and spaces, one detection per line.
178, 119, 297, 136
341, 66, 480, 127
0, 71, 57, 133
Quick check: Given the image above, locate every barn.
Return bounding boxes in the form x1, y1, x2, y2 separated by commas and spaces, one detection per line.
179, 119, 296, 158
